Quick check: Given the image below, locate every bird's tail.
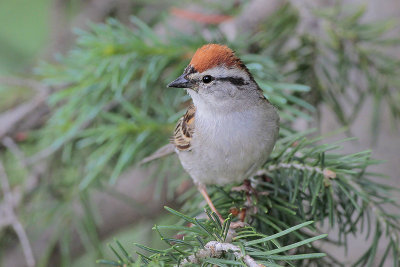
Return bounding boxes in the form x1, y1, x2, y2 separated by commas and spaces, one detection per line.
139, 143, 175, 165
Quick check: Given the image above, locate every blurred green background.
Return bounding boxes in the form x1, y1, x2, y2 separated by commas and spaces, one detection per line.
0, 0, 51, 74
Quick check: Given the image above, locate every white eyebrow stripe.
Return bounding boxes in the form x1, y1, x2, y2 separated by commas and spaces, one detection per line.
200, 66, 249, 80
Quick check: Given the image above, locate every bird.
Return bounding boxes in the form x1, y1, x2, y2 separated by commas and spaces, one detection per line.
141, 44, 280, 221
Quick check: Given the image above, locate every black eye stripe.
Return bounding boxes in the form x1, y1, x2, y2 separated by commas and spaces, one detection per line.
216, 77, 246, 86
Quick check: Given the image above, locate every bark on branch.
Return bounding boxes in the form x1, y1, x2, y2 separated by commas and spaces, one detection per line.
0, 77, 50, 140
179, 241, 262, 267
0, 160, 35, 267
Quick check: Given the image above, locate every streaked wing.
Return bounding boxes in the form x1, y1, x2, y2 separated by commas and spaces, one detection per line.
171, 104, 195, 151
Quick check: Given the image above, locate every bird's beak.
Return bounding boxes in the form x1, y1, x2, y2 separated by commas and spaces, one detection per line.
167, 74, 193, 88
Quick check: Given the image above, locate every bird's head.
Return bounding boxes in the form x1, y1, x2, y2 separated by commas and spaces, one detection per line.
168, 44, 259, 111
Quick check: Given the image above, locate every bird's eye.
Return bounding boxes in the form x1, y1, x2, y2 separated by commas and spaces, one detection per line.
202, 75, 213, 84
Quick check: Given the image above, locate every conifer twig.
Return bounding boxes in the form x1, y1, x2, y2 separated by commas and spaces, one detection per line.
179, 241, 261, 267
258, 163, 336, 179
25, 98, 120, 165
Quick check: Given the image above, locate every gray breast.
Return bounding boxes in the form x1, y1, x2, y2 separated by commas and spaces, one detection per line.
178, 105, 279, 185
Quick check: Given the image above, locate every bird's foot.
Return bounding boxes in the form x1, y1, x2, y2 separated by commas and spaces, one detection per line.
231, 179, 260, 216
231, 179, 255, 194
196, 183, 252, 230
229, 221, 247, 229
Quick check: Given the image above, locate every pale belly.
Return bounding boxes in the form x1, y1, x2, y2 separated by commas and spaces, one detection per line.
177, 108, 279, 185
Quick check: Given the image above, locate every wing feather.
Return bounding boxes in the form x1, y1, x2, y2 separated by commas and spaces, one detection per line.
171, 104, 195, 151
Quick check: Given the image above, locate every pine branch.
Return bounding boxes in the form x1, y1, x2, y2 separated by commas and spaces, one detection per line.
99, 208, 327, 267
255, 3, 400, 139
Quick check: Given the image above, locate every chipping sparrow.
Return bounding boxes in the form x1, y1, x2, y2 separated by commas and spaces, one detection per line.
143, 44, 279, 219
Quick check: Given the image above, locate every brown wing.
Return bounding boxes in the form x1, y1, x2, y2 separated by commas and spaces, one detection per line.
171, 104, 195, 151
